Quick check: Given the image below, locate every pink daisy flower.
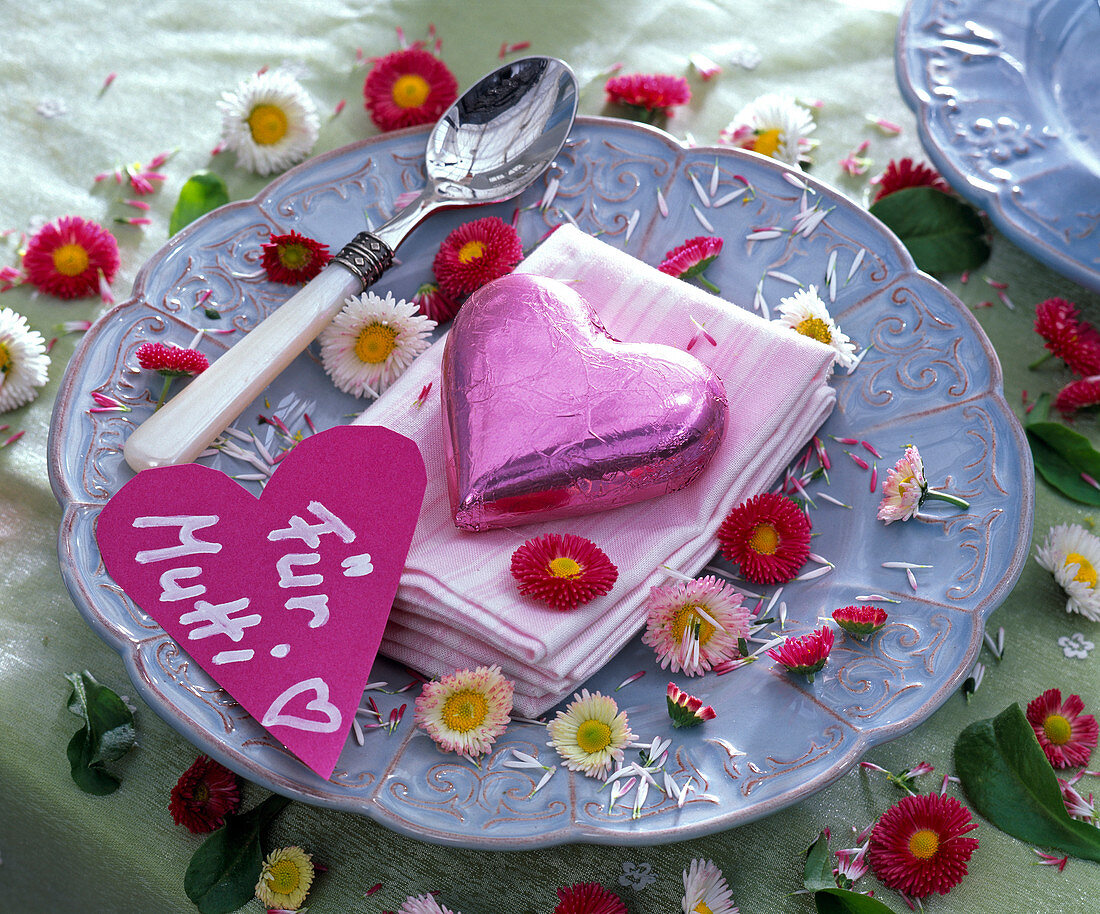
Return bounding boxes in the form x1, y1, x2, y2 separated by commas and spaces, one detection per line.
1025, 688, 1098, 769
716, 492, 812, 584
666, 682, 716, 729
867, 793, 979, 898
871, 158, 949, 203
1054, 376, 1100, 415
877, 445, 926, 523
552, 882, 627, 914
605, 73, 690, 121
135, 342, 209, 377
413, 665, 514, 760
510, 533, 618, 610
363, 46, 458, 132
22, 216, 120, 300
1034, 297, 1100, 377
432, 216, 524, 299
168, 755, 240, 834
642, 575, 749, 675
412, 281, 460, 323
766, 626, 834, 682
658, 236, 723, 294
831, 605, 889, 640
261, 230, 331, 285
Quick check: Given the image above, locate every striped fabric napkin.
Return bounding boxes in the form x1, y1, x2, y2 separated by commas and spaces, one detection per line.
353, 225, 836, 716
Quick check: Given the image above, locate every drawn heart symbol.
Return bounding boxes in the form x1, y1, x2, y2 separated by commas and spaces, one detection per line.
96, 426, 426, 779
440, 273, 728, 530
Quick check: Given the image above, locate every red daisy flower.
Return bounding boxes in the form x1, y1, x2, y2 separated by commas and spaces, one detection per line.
871, 158, 949, 203
766, 626, 834, 681
432, 216, 524, 299
363, 46, 458, 132
1054, 376, 1100, 415
867, 793, 979, 898
831, 605, 889, 640
22, 216, 120, 300
168, 755, 241, 833
1025, 688, 1099, 769
261, 230, 331, 285
716, 491, 811, 584
658, 236, 723, 294
1034, 297, 1100, 377
605, 73, 691, 120
552, 882, 627, 914
413, 281, 460, 323
510, 533, 618, 610
135, 342, 209, 377
666, 682, 717, 729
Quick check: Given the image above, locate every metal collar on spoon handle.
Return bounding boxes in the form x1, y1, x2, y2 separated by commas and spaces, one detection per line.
121, 57, 578, 473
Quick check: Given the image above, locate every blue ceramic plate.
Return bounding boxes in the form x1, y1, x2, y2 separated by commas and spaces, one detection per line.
49, 116, 1032, 848
897, 0, 1100, 291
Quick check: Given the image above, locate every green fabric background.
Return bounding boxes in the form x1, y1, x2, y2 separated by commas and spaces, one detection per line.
2, 1, 1098, 911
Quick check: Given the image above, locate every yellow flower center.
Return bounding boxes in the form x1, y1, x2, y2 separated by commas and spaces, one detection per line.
1064, 552, 1097, 588
548, 556, 582, 578
753, 127, 783, 157
748, 522, 780, 556
441, 688, 489, 733
51, 243, 90, 277
391, 73, 432, 109
694, 904, 714, 914
908, 828, 940, 861
1043, 713, 1074, 746
0, 342, 10, 374
354, 323, 397, 364
457, 240, 486, 264
794, 316, 833, 345
279, 242, 312, 270
575, 718, 613, 754
248, 103, 289, 146
673, 604, 716, 646
265, 858, 302, 895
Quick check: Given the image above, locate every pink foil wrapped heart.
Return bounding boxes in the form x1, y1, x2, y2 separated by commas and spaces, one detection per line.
441, 272, 729, 530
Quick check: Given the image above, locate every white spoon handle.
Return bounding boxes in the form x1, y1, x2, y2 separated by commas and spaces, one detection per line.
123, 262, 364, 472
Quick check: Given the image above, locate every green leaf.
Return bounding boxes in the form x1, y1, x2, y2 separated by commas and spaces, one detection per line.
184, 794, 291, 914
803, 830, 835, 891
64, 670, 136, 794
170, 171, 229, 236
815, 888, 900, 914
1025, 421, 1100, 506
954, 703, 1100, 861
869, 186, 990, 274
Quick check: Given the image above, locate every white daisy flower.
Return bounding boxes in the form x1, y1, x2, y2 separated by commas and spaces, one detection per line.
546, 689, 633, 780
682, 858, 738, 914
1036, 523, 1100, 623
217, 69, 320, 176
319, 290, 436, 398
0, 307, 50, 413
774, 285, 857, 372
719, 92, 816, 167
398, 894, 461, 914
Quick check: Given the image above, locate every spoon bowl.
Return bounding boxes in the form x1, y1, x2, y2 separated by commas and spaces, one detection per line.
123, 57, 578, 472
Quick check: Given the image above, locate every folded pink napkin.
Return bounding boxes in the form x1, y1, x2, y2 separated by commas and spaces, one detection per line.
354, 225, 836, 716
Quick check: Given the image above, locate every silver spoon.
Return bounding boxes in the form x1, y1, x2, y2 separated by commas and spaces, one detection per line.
124, 57, 578, 472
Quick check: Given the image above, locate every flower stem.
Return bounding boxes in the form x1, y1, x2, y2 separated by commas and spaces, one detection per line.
697, 273, 721, 294
154, 375, 173, 410
924, 488, 969, 510
1028, 351, 1053, 370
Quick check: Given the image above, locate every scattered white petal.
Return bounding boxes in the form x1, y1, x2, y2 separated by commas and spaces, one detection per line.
712, 186, 748, 207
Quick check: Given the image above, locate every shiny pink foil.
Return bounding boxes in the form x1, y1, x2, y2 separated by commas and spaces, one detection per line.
440, 273, 729, 531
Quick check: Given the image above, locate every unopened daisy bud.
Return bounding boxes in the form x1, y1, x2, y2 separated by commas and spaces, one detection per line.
666, 682, 716, 728
831, 604, 888, 640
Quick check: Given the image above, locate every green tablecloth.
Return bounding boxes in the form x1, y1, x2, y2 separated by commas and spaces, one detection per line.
3, 1, 1098, 911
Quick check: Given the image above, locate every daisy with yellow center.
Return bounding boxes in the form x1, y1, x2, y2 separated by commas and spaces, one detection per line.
718, 92, 817, 168
642, 575, 750, 675
414, 665, 514, 760
217, 69, 320, 176
1025, 687, 1098, 769
1035, 523, 1100, 622
363, 46, 458, 132
680, 859, 738, 914
546, 689, 633, 780
774, 286, 857, 373
0, 308, 50, 414
319, 290, 436, 398
254, 845, 314, 911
